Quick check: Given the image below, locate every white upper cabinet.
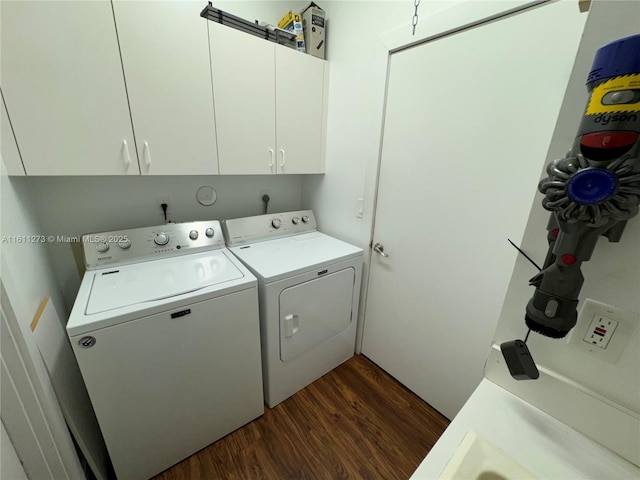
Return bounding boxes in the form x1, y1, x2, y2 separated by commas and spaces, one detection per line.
113, 1, 218, 175
0, 0, 138, 175
1, 2, 326, 176
208, 22, 328, 175
209, 22, 276, 175
275, 46, 327, 174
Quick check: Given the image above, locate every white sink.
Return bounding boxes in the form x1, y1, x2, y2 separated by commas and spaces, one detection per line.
439, 431, 536, 480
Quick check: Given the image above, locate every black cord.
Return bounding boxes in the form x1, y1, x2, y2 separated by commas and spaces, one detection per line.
507, 239, 542, 271
262, 194, 270, 214
524, 328, 531, 343
161, 203, 168, 223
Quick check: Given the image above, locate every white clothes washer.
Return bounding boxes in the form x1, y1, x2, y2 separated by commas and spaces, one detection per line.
222, 210, 363, 408
67, 221, 263, 480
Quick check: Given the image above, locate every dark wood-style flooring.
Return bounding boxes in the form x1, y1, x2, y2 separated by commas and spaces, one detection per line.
153, 354, 450, 480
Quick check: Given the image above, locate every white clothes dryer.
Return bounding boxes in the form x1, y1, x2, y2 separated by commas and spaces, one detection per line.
67, 221, 263, 480
223, 210, 363, 408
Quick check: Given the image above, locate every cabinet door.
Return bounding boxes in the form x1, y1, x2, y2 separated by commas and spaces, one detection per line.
209, 22, 276, 175
275, 47, 327, 174
113, 1, 218, 175
1, 89, 25, 175
0, 0, 137, 175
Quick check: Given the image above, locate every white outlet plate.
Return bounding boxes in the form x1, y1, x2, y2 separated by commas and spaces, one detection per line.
566, 299, 638, 364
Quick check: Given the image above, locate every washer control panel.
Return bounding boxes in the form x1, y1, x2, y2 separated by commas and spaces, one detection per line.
223, 210, 318, 246
83, 220, 225, 270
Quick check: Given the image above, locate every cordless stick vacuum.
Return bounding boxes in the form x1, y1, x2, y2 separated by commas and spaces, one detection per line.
502, 34, 640, 380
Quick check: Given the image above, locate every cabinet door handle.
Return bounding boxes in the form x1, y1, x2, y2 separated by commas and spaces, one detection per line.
143, 141, 151, 169
122, 140, 131, 168
279, 149, 285, 172
269, 148, 275, 172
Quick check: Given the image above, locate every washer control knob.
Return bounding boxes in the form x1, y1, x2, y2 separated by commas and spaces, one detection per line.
96, 242, 109, 253
292, 216, 300, 225
272, 219, 282, 229
205, 227, 215, 238
154, 232, 169, 246
118, 238, 131, 250
189, 230, 199, 240
301, 215, 310, 223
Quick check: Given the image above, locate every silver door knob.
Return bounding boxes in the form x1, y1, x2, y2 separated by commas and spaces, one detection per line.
373, 243, 389, 257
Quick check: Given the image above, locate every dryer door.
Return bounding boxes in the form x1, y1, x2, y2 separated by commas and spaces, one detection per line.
279, 268, 355, 362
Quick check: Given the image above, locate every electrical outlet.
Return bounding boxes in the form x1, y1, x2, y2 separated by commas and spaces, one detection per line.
566, 298, 638, 364
260, 190, 270, 199
583, 315, 618, 348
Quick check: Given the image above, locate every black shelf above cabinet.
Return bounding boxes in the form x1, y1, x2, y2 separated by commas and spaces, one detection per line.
200, 2, 296, 49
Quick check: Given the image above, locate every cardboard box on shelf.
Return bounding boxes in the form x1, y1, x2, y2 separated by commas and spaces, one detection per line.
278, 10, 306, 53
300, 2, 325, 59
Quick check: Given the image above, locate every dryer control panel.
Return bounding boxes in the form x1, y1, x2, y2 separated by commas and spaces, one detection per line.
223, 210, 318, 246
83, 220, 225, 270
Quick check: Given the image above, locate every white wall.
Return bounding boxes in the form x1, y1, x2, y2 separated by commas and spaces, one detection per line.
1, 158, 85, 478
1, 172, 67, 325
22, 174, 304, 310
487, 0, 640, 465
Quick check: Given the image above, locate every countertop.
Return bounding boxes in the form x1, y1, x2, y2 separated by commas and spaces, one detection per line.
410, 378, 639, 479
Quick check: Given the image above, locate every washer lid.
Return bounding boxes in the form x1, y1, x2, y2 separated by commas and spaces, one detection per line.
85, 250, 244, 315
229, 232, 362, 283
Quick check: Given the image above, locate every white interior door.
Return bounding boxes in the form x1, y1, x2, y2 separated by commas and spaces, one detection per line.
362, 1, 586, 419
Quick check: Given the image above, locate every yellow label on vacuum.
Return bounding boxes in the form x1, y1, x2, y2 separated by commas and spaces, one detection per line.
586, 73, 640, 115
